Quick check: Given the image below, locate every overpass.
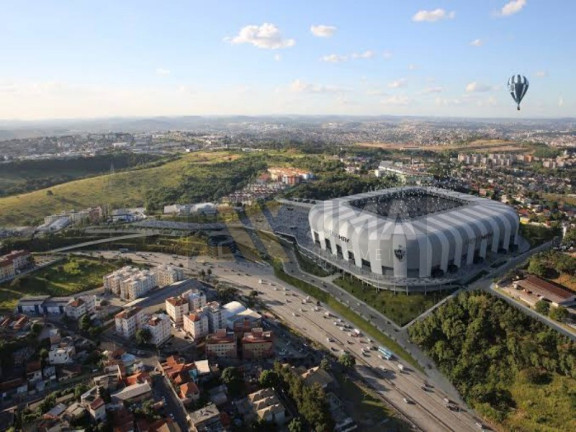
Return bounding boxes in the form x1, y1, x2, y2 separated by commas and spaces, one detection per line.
49, 233, 152, 253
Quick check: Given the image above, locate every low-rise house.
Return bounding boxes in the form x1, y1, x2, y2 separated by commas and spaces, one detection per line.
43, 403, 67, 420
48, 345, 76, 365
112, 382, 152, 405
189, 403, 223, 432
63, 402, 87, 423
88, 397, 106, 422
26, 361, 43, 384
247, 388, 287, 426
301, 366, 336, 390
180, 382, 200, 404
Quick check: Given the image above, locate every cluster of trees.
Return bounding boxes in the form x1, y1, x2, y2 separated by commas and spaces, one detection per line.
78, 314, 104, 339
272, 362, 334, 432
144, 156, 267, 211
519, 223, 560, 247
284, 173, 397, 201
409, 292, 576, 422
0, 153, 164, 197
527, 250, 576, 278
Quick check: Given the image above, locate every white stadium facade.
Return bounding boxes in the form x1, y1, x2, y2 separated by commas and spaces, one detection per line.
307, 187, 520, 288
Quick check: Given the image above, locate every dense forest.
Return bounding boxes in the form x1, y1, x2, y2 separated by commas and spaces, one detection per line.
0, 153, 166, 197
409, 291, 576, 430
284, 173, 399, 200
144, 155, 267, 211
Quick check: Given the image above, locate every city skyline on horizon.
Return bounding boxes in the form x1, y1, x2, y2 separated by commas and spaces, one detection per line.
1, 0, 574, 120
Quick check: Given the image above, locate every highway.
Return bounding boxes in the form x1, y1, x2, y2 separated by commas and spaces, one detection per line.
85, 250, 485, 431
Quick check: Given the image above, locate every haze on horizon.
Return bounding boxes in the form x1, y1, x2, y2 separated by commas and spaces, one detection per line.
0, 0, 573, 120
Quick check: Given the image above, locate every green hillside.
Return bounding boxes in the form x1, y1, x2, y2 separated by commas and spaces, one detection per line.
0, 151, 243, 226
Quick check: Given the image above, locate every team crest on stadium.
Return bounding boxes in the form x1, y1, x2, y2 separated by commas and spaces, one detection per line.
394, 246, 405, 261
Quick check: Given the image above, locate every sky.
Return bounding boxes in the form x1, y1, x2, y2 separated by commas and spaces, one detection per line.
0, 0, 574, 119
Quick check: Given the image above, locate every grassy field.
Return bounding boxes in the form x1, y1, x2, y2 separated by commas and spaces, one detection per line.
333, 371, 411, 432
0, 256, 122, 312
0, 151, 238, 226
503, 373, 576, 432
333, 276, 454, 326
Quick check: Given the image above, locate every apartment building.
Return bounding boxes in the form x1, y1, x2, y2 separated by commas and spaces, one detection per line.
143, 314, 171, 346
114, 307, 145, 339
201, 301, 226, 333
184, 289, 207, 311
205, 329, 237, 359
183, 312, 209, 340
64, 295, 97, 320
155, 264, 185, 286
103, 266, 157, 300
165, 296, 189, 327
242, 328, 274, 360
0, 250, 31, 280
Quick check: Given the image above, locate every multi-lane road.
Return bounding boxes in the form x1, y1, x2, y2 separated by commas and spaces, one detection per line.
84, 250, 486, 431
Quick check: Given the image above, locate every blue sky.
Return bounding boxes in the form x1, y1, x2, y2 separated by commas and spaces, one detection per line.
0, 0, 573, 119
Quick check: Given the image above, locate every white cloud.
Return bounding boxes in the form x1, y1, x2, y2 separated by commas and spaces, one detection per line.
559, 96, 564, 107
382, 51, 393, 60
274, 54, 282, 62
412, 9, 455, 22
465, 81, 493, 92
226, 23, 295, 49
381, 95, 413, 106
500, 0, 527, 17
351, 50, 375, 59
156, 68, 171, 76
310, 25, 337, 38
470, 39, 483, 47
388, 78, 407, 89
320, 54, 348, 63
289, 79, 343, 94
422, 86, 444, 94
435, 97, 464, 106
365, 88, 389, 97
535, 70, 547, 78
408, 64, 418, 70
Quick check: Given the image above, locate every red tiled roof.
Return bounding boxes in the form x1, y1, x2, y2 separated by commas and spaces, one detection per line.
516, 275, 576, 304
90, 397, 105, 410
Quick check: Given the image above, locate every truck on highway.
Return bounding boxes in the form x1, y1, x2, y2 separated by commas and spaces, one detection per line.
378, 346, 395, 360
397, 363, 405, 372
324, 311, 331, 318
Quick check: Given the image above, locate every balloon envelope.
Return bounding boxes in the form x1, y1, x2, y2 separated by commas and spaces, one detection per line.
508, 74, 529, 110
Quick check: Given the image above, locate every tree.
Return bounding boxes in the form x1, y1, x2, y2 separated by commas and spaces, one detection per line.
535, 300, 550, 316
338, 352, 356, 370
79, 314, 92, 332
30, 322, 43, 336
221, 367, 244, 397
135, 328, 152, 346
549, 306, 569, 322
39, 348, 49, 361
319, 358, 331, 371
527, 259, 548, 278
259, 370, 279, 388
9, 278, 21, 289
288, 418, 304, 432
74, 383, 90, 401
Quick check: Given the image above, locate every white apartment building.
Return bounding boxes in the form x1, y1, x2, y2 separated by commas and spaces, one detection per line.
103, 266, 157, 300
64, 295, 97, 320
185, 289, 207, 311
114, 306, 146, 339
165, 295, 189, 327
155, 264, 185, 286
201, 302, 226, 333
143, 313, 171, 346
183, 312, 209, 340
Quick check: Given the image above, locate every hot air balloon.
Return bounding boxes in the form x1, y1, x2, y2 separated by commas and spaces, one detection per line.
508, 74, 529, 110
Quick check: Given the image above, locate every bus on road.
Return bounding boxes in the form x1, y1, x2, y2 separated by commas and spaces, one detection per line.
378, 346, 395, 360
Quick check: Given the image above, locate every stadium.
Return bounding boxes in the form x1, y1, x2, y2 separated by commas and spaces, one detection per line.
307, 187, 520, 289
